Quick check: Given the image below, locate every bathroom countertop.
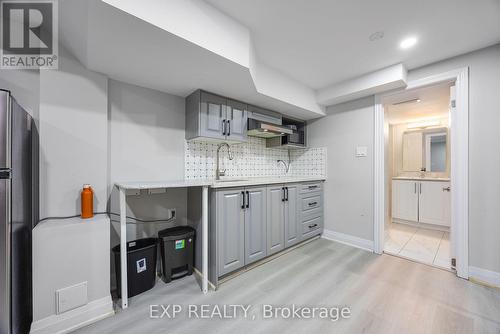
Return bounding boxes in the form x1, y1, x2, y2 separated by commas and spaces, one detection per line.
392, 176, 450, 182
116, 176, 326, 190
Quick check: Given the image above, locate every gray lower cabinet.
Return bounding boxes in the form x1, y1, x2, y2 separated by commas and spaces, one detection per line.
267, 185, 285, 255
217, 188, 245, 276
284, 184, 300, 247
214, 181, 323, 279
216, 186, 266, 277
244, 187, 267, 264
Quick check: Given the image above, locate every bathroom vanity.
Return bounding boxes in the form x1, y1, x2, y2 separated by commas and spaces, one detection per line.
392, 177, 450, 227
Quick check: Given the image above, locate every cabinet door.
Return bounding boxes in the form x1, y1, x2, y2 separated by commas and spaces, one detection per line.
284, 185, 300, 247
266, 185, 285, 255
392, 180, 419, 222
244, 186, 267, 264
226, 99, 248, 142
200, 91, 227, 140
419, 181, 451, 226
217, 189, 245, 276
402, 131, 423, 171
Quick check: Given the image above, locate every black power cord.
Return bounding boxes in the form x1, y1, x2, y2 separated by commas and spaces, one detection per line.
38, 212, 176, 224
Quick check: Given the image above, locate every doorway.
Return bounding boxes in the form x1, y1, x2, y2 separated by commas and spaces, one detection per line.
384, 82, 452, 270
373, 68, 469, 279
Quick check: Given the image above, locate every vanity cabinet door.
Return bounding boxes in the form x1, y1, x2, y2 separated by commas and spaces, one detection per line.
284, 184, 300, 247
244, 186, 267, 264
392, 180, 419, 222
226, 99, 248, 143
217, 188, 245, 276
418, 181, 451, 226
200, 91, 227, 140
266, 185, 285, 255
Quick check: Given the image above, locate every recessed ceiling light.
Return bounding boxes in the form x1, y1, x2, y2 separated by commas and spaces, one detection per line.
369, 31, 384, 41
400, 36, 417, 49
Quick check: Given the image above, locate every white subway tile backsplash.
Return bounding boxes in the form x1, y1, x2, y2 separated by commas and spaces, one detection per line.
185, 137, 326, 180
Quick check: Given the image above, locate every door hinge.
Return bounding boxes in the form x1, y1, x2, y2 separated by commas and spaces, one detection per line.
451, 258, 456, 268
451, 100, 456, 108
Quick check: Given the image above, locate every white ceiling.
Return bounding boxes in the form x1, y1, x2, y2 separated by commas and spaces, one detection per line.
385, 82, 451, 124
205, 0, 500, 90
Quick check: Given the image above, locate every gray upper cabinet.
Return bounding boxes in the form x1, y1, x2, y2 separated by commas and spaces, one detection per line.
226, 99, 248, 142
284, 184, 300, 247
266, 185, 285, 255
185, 90, 248, 142
217, 188, 245, 276
244, 186, 267, 264
200, 92, 226, 140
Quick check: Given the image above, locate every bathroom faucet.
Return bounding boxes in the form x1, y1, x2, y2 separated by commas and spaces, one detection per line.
216, 143, 234, 180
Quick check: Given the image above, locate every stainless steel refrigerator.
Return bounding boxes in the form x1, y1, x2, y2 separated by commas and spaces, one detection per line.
0, 90, 38, 334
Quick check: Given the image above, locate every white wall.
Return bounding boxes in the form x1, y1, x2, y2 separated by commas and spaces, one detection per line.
39, 48, 108, 218
107, 79, 187, 240
312, 44, 500, 275
0, 69, 40, 121
308, 97, 374, 241
407, 44, 500, 274
31, 216, 113, 333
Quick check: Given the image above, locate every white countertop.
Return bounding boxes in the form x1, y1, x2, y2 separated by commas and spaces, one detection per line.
392, 176, 450, 182
115, 176, 326, 190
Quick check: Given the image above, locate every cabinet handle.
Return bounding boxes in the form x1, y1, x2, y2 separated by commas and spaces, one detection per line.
285, 187, 289, 201
414, 183, 417, 194
241, 191, 245, 209
222, 120, 226, 136
282, 187, 285, 202
227, 120, 231, 136
419, 183, 422, 194
308, 201, 317, 206
308, 223, 318, 229
442, 186, 451, 192
308, 185, 318, 190
246, 191, 249, 208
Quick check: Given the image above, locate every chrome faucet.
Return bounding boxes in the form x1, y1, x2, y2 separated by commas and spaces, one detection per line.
216, 143, 234, 180
277, 149, 291, 174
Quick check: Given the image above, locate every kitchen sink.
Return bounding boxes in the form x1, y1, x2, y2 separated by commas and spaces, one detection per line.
215, 179, 248, 183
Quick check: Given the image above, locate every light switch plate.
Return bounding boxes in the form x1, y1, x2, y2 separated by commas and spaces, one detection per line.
356, 146, 368, 157
56, 281, 88, 314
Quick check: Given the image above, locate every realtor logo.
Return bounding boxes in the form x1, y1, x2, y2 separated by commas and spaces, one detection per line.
1, 0, 58, 69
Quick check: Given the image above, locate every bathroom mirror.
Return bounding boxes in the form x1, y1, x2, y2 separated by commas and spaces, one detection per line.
402, 127, 448, 172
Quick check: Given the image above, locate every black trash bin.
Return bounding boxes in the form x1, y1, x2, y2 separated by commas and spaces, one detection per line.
158, 226, 195, 283
112, 238, 157, 298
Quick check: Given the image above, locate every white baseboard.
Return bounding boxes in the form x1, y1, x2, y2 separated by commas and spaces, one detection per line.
322, 229, 374, 252
469, 266, 500, 288
30, 295, 114, 334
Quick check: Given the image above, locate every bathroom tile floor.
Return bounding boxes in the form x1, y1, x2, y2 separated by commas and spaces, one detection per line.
384, 222, 451, 270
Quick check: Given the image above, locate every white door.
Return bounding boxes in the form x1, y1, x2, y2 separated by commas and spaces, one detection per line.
419, 182, 451, 226
392, 180, 419, 222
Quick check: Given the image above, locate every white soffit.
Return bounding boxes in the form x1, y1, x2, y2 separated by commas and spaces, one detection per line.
82, 0, 326, 119
316, 64, 408, 106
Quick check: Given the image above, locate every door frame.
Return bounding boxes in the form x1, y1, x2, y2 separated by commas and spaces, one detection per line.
373, 67, 469, 279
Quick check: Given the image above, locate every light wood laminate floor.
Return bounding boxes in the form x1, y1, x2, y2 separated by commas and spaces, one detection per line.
75, 238, 500, 334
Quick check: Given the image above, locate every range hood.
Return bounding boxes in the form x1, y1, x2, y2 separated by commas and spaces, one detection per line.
246, 108, 293, 138
247, 119, 293, 138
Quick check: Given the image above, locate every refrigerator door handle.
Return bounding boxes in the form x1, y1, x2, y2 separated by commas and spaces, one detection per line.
0, 169, 11, 179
